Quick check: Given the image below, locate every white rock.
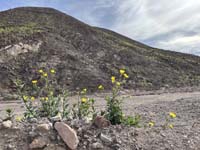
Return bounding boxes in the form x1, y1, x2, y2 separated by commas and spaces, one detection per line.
51, 115, 62, 122
100, 134, 112, 144
2, 120, 12, 128
54, 122, 79, 150
91, 142, 104, 149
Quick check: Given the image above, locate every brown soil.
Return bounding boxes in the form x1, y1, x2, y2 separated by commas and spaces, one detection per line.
0, 90, 200, 150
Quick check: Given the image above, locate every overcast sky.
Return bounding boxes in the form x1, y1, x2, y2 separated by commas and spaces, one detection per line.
0, 0, 200, 56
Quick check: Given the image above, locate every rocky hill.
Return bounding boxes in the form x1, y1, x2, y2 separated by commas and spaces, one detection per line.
0, 7, 200, 92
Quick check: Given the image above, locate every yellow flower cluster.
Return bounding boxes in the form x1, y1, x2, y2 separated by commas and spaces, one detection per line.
38, 69, 55, 77
119, 69, 129, 79
111, 76, 116, 83
41, 97, 49, 101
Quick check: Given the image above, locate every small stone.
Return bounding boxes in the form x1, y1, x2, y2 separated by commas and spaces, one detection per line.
91, 142, 104, 149
0, 118, 2, 123
51, 115, 62, 122
93, 116, 111, 128
54, 122, 79, 150
37, 123, 50, 132
29, 118, 38, 123
100, 134, 112, 144
29, 131, 38, 138
29, 137, 47, 149
2, 120, 12, 128
112, 143, 121, 150
6, 144, 16, 150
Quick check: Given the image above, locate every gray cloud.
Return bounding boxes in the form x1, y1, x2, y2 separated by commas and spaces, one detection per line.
111, 0, 200, 55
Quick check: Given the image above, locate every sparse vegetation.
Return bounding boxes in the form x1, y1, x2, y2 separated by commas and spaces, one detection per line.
13, 67, 140, 127
14, 68, 70, 119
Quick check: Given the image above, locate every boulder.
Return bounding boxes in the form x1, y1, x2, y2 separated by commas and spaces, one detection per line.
54, 122, 79, 150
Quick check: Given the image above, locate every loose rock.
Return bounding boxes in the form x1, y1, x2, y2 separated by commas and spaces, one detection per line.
37, 123, 50, 132
2, 120, 12, 128
54, 122, 79, 150
93, 116, 111, 128
91, 142, 104, 149
100, 133, 112, 144
44, 144, 66, 150
51, 115, 62, 122
29, 137, 47, 149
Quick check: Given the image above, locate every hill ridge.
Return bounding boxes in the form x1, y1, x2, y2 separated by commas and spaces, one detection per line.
0, 7, 200, 92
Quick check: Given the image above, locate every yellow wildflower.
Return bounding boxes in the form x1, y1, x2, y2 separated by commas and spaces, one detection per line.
98, 85, 104, 90
38, 69, 43, 73
169, 112, 176, 118
41, 97, 45, 101
50, 69, 56, 74
23, 95, 28, 102
81, 97, 87, 103
111, 76, 116, 83
50, 91, 54, 96
31, 96, 35, 101
119, 69, 125, 75
116, 82, 121, 86
123, 73, 129, 79
169, 124, 174, 129
43, 73, 48, 77
81, 88, 87, 94
148, 121, 155, 127
32, 80, 38, 84
45, 97, 49, 101
15, 116, 23, 122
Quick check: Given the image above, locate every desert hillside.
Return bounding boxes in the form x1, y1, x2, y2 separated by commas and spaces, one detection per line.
0, 7, 200, 93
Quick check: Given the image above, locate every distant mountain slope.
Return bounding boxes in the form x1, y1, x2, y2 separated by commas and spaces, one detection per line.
0, 7, 200, 92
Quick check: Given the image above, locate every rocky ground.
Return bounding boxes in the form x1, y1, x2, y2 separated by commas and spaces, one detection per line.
0, 89, 200, 150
